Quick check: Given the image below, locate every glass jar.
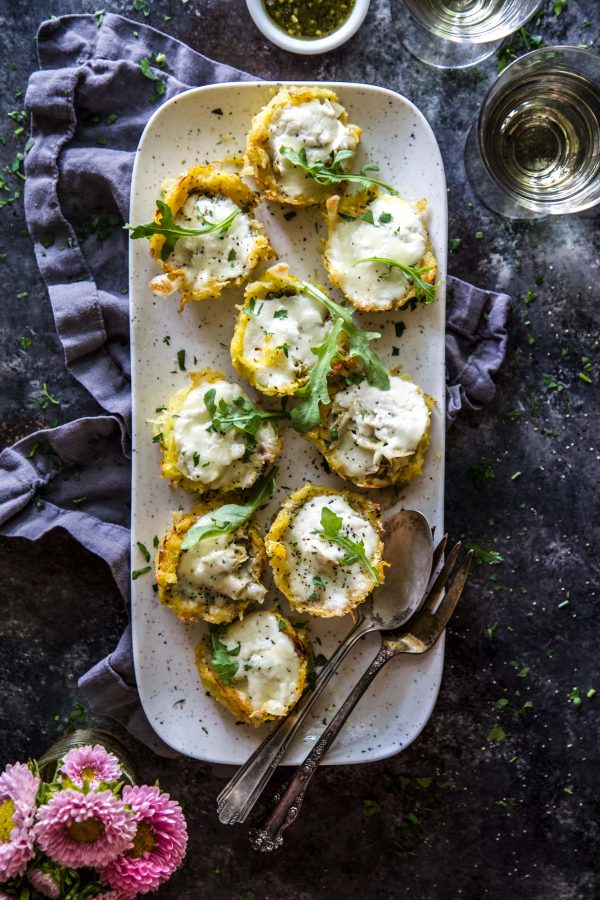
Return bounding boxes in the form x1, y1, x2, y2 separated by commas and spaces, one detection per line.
37, 729, 137, 785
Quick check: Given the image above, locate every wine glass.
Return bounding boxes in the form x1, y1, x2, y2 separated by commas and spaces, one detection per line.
394, 0, 542, 69
464, 46, 600, 218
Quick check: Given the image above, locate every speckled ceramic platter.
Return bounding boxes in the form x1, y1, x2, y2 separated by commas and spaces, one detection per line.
130, 82, 447, 765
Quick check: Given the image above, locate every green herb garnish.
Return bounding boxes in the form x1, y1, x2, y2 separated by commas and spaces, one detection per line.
280, 146, 398, 196
204, 389, 284, 438
125, 199, 241, 261
352, 256, 437, 305
243, 298, 264, 318
290, 318, 345, 433
136, 541, 151, 563
464, 542, 504, 565
210, 629, 241, 684
139, 56, 166, 102
290, 281, 390, 433
181, 468, 276, 551
318, 507, 380, 583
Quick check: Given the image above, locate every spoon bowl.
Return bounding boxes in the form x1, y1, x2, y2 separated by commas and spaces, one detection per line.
367, 508, 434, 630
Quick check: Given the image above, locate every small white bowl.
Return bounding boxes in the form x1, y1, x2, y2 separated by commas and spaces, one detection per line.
246, 0, 371, 55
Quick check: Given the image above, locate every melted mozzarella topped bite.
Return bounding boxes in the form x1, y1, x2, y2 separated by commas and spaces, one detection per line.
177, 519, 265, 609
171, 193, 255, 292
268, 99, 359, 198
326, 195, 427, 309
285, 494, 378, 613
173, 379, 278, 489
327, 376, 429, 479
242, 292, 329, 392
222, 612, 302, 715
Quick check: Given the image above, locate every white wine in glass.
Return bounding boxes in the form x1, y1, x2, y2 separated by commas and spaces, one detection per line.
396, 0, 542, 69
465, 47, 600, 218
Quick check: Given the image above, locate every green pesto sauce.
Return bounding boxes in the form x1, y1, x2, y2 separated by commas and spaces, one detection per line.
262, 0, 355, 39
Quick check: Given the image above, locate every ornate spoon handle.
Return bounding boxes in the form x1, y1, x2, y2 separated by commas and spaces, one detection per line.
217, 616, 374, 824
250, 646, 389, 851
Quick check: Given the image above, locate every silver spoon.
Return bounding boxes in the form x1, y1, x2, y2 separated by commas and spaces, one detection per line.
217, 508, 434, 825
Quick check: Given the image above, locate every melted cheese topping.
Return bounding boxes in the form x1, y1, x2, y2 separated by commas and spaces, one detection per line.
327, 376, 429, 479
173, 379, 279, 489
285, 494, 378, 613
242, 292, 329, 391
176, 519, 265, 609
171, 194, 256, 291
268, 99, 359, 198
223, 612, 302, 715
326, 196, 427, 309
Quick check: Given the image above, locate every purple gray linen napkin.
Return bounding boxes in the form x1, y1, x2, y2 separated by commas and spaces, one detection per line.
0, 13, 510, 757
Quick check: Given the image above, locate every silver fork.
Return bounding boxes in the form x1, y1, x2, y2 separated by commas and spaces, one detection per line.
217, 509, 438, 825
249, 543, 473, 852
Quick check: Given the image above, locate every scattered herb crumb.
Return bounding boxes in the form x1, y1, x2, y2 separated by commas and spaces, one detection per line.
362, 798, 382, 817
487, 724, 507, 742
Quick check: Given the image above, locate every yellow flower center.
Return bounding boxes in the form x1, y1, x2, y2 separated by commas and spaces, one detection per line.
80, 767, 97, 782
0, 799, 15, 843
66, 817, 105, 843
130, 821, 156, 858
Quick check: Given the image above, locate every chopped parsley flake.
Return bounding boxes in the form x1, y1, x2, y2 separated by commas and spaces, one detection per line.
137, 541, 151, 562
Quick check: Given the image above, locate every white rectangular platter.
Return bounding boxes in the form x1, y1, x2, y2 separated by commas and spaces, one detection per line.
130, 82, 447, 765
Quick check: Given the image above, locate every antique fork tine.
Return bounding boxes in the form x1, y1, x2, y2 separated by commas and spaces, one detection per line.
426, 550, 473, 632
428, 534, 448, 584
250, 548, 472, 852
420, 540, 461, 613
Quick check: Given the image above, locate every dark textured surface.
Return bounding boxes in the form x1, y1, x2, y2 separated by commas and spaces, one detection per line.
1, 1, 599, 898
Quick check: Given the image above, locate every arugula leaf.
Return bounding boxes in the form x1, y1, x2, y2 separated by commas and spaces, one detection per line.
280, 146, 398, 195
352, 257, 437, 305
181, 468, 277, 551
289, 281, 390, 433
125, 199, 241, 261
290, 318, 344, 433
210, 629, 241, 684
319, 508, 381, 583
204, 389, 285, 437
301, 282, 390, 390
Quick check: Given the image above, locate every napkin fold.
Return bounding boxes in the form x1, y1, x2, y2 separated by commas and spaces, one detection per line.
0, 13, 510, 756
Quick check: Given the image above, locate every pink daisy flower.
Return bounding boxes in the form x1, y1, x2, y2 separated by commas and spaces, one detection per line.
27, 866, 61, 899
0, 762, 39, 880
100, 785, 187, 895
35, 788, 135, 869
59, 744, 122, 790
